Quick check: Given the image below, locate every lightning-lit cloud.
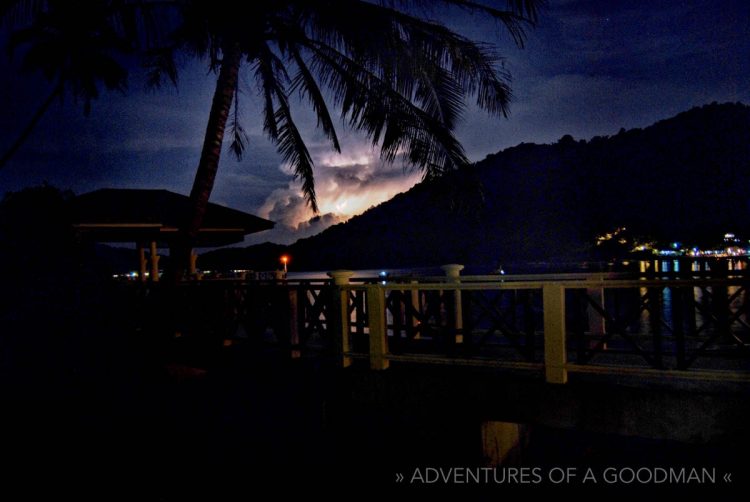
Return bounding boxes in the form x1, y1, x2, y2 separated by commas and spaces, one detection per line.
247, 139, 424, 244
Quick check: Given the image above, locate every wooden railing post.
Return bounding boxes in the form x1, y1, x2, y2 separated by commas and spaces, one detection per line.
408, 280, 422, 340
543, 284, 568, 384
328, 271, 354, 368
366, 284, 389, 370
586, 278, 607, 352
288, 287, 301, 358
586, 283, 605, 336
442, 264, 464, 344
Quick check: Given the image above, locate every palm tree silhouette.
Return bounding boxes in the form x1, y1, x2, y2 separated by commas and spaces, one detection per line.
3, 0, 542, 275
0, 0, 162, 168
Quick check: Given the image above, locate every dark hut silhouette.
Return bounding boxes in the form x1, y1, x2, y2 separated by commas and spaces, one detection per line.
70, 188, 273, 279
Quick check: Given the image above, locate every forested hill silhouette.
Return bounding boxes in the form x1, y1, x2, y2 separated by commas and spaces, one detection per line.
202, 102, 750, 272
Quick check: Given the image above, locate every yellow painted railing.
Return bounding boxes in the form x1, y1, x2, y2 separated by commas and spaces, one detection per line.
129, 267, 750, 385
327, 268, 750, 384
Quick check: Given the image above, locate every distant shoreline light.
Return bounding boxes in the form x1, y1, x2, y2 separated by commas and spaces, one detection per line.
656, 248, 750, 258
597, 228, 750, 258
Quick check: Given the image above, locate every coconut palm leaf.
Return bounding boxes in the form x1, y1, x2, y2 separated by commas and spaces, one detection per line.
288, 45, 341, 153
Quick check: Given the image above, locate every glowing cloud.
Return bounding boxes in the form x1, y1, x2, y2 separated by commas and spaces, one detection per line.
250, 143, 423, 244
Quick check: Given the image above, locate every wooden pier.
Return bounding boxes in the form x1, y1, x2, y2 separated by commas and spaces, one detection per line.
131, 266, 750, 386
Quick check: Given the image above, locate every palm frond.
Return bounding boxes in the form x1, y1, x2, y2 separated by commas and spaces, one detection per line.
0, 0, 46, 26
253, 42, 290, 140
288, 44, 341, 152
434, 0, 541, 46
144, 46, 178, 88
303, 0, 514, 119
228, 85, 247, 159
307, 42, 469, 178
411, 63, 461, 127
8, 2, 131, 111
257, 41, 318, 211
110, 1, 187, 57
274, 102, 317, 212
383, 0, 542, 46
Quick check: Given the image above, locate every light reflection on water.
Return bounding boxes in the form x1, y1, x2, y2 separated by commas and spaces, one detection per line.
288, 259, 748, 280
287, 268, 438, 281
289, 260, 750, 340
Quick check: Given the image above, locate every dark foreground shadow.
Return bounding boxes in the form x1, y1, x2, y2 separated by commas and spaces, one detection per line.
2, 282, 748, 499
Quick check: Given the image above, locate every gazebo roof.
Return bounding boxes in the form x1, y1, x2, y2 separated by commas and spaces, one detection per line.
70, 188, 274, 247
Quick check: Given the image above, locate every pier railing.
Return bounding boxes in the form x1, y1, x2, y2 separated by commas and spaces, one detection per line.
329, 269, 750, 384
125, 268, 750, 384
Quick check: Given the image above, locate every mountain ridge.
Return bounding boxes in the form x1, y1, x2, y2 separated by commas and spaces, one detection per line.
200, 101, 750, 272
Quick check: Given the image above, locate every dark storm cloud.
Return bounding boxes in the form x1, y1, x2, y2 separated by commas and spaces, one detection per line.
546, 0, 750, 82
456, 0, 750, 157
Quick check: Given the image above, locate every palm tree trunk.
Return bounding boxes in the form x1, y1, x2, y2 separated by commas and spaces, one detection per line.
188, 44, 242, 237
173, 44, 241, 278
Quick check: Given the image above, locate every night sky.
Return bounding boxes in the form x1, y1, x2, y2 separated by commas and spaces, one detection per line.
1, 0, 748, 245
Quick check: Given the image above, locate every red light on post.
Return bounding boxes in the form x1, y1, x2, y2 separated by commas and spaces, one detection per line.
280, 255, 289, 273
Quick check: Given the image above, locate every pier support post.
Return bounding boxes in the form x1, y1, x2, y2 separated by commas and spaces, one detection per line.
442, 264, 464, 344
149, 241, 160, 282
543, 284, 568, 384
288, 288, 301, 358
482, 421, 528, 466
329, 271, 354, 368
366, 284, 389, 370
137, 242, 147, 282
189, 251, 198, 276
